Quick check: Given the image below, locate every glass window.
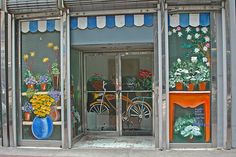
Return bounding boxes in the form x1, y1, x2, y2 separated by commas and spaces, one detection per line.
168, 15, 211, 143
21, 21, 61, 141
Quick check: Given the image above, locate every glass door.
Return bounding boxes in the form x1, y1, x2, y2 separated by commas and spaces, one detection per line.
85, 53, 117, 132
84, 52, 153, 135
121, 52, 153, 136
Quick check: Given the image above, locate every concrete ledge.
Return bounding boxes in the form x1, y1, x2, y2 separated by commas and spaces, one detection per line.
0, 147, 235, 157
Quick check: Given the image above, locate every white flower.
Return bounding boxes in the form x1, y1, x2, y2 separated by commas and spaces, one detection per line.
203, 46, 208, 51
204, 36, 210, 42
186, 27, 191, 33
195, 33, 200, 39
194, 48, 200, 53
206, 62, 210, 66
177, 58, 181, 63
201, 27, 208, 34
178, 32, 183, 37
172, 29, 177, 33
202, 57, 208, 62
191, 56, 198, 63
183, 69, 189, 74
168, 31, 172, 36
196, 27, 200, 32
187, 35, 192, 40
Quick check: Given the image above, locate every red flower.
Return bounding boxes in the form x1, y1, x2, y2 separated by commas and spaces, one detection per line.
138, 69, 152, 79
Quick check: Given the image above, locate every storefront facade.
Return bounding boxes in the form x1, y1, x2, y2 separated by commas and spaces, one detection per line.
0, 0, 235, 150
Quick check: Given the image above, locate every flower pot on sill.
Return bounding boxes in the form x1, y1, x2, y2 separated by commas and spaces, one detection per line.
187, 83, 195, 91
40, 83, 47, 91
24, 112, 31, 121
27, 84, 35, 89
199, 82, 207, 91
175, 82, 183, 90
52, 74, 60, 90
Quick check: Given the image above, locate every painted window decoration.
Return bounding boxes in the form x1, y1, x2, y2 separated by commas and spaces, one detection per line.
21, 20, 61, 140
168, 13, 211, 143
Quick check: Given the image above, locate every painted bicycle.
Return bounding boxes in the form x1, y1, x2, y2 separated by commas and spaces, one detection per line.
88, 81, 152, 123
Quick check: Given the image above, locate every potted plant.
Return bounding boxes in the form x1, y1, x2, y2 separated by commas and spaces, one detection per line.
22, 101, 33, 121
30, 94, 55, 139
195, 63, 210, 91
169, 58, 186, 90
136, 69, 152, 90
174, 114, 202, 141
48, 90, 61, 106
88, 73, 105, 91
51, 63, 60, 90
184, 58, 199, 91
24, 75, 37, 89
38, 74, 51, 91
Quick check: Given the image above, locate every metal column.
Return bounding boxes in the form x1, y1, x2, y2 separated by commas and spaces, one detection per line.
229, 0, 236, 148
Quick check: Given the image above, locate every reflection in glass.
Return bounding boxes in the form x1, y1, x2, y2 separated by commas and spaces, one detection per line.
87, 92, 116, 131
121, 53, 153, 135
122, 92, 152, 135
86, 54, 116, 131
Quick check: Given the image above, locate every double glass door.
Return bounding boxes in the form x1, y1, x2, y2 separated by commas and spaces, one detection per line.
85, 52, 153, 135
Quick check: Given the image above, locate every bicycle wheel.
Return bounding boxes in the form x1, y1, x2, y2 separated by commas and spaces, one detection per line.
89, 101, 110, 114
127, 101, 152, 119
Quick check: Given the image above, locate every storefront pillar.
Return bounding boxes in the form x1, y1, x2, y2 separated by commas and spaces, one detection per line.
1, 11, 9, 147
229, 0, 236, 149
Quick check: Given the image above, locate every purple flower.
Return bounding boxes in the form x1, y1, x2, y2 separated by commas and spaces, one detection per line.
38, 75, 50, 84
22, 101, 33, 113
48, 90, 61, 102
24, 76, 37, 85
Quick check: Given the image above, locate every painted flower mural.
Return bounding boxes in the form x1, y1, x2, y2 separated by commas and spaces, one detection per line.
169, 26, 211, 90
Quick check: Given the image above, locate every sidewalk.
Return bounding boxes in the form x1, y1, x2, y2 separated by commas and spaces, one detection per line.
0, 147, 235, 157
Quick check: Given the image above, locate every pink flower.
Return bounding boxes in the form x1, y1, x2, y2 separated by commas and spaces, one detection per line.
205, 43, 210, 48
177, 26, 181, 31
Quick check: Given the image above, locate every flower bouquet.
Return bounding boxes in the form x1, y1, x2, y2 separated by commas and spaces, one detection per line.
30, 94, 55, 118
30, 94, 55, 140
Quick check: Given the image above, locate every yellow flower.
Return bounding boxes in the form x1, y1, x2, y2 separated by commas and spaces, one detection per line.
42, 57, 49, 63
48, 42, 54, 48
23, 54, 29, 62
30, 51, 36, 57
53, 46, 59, 51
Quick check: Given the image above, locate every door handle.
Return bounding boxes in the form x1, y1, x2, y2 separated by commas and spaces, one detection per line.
116, 90, 121, 94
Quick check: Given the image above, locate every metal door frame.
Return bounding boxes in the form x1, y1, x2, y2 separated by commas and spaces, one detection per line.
14, 17, 63, 147
83, 51, 155, 136
164, 3, 224, 149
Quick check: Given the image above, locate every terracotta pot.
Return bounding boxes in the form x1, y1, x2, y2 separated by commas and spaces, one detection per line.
40, 83, 47, 91
175, 82, 183, 90
49, 106, 60, 121
52, 74, 60, 90
199, 82, 207, 91
187, 83, 195, 91
24, 112, 31, 121
27, 84, 35, 89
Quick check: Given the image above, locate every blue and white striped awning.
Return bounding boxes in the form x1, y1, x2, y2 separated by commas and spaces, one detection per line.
21, 19, 60, 33
70, 13, 154, 30
169, 13, 210, 27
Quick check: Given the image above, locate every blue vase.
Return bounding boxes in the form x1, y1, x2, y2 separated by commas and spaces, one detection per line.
32, 116, 53, 140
